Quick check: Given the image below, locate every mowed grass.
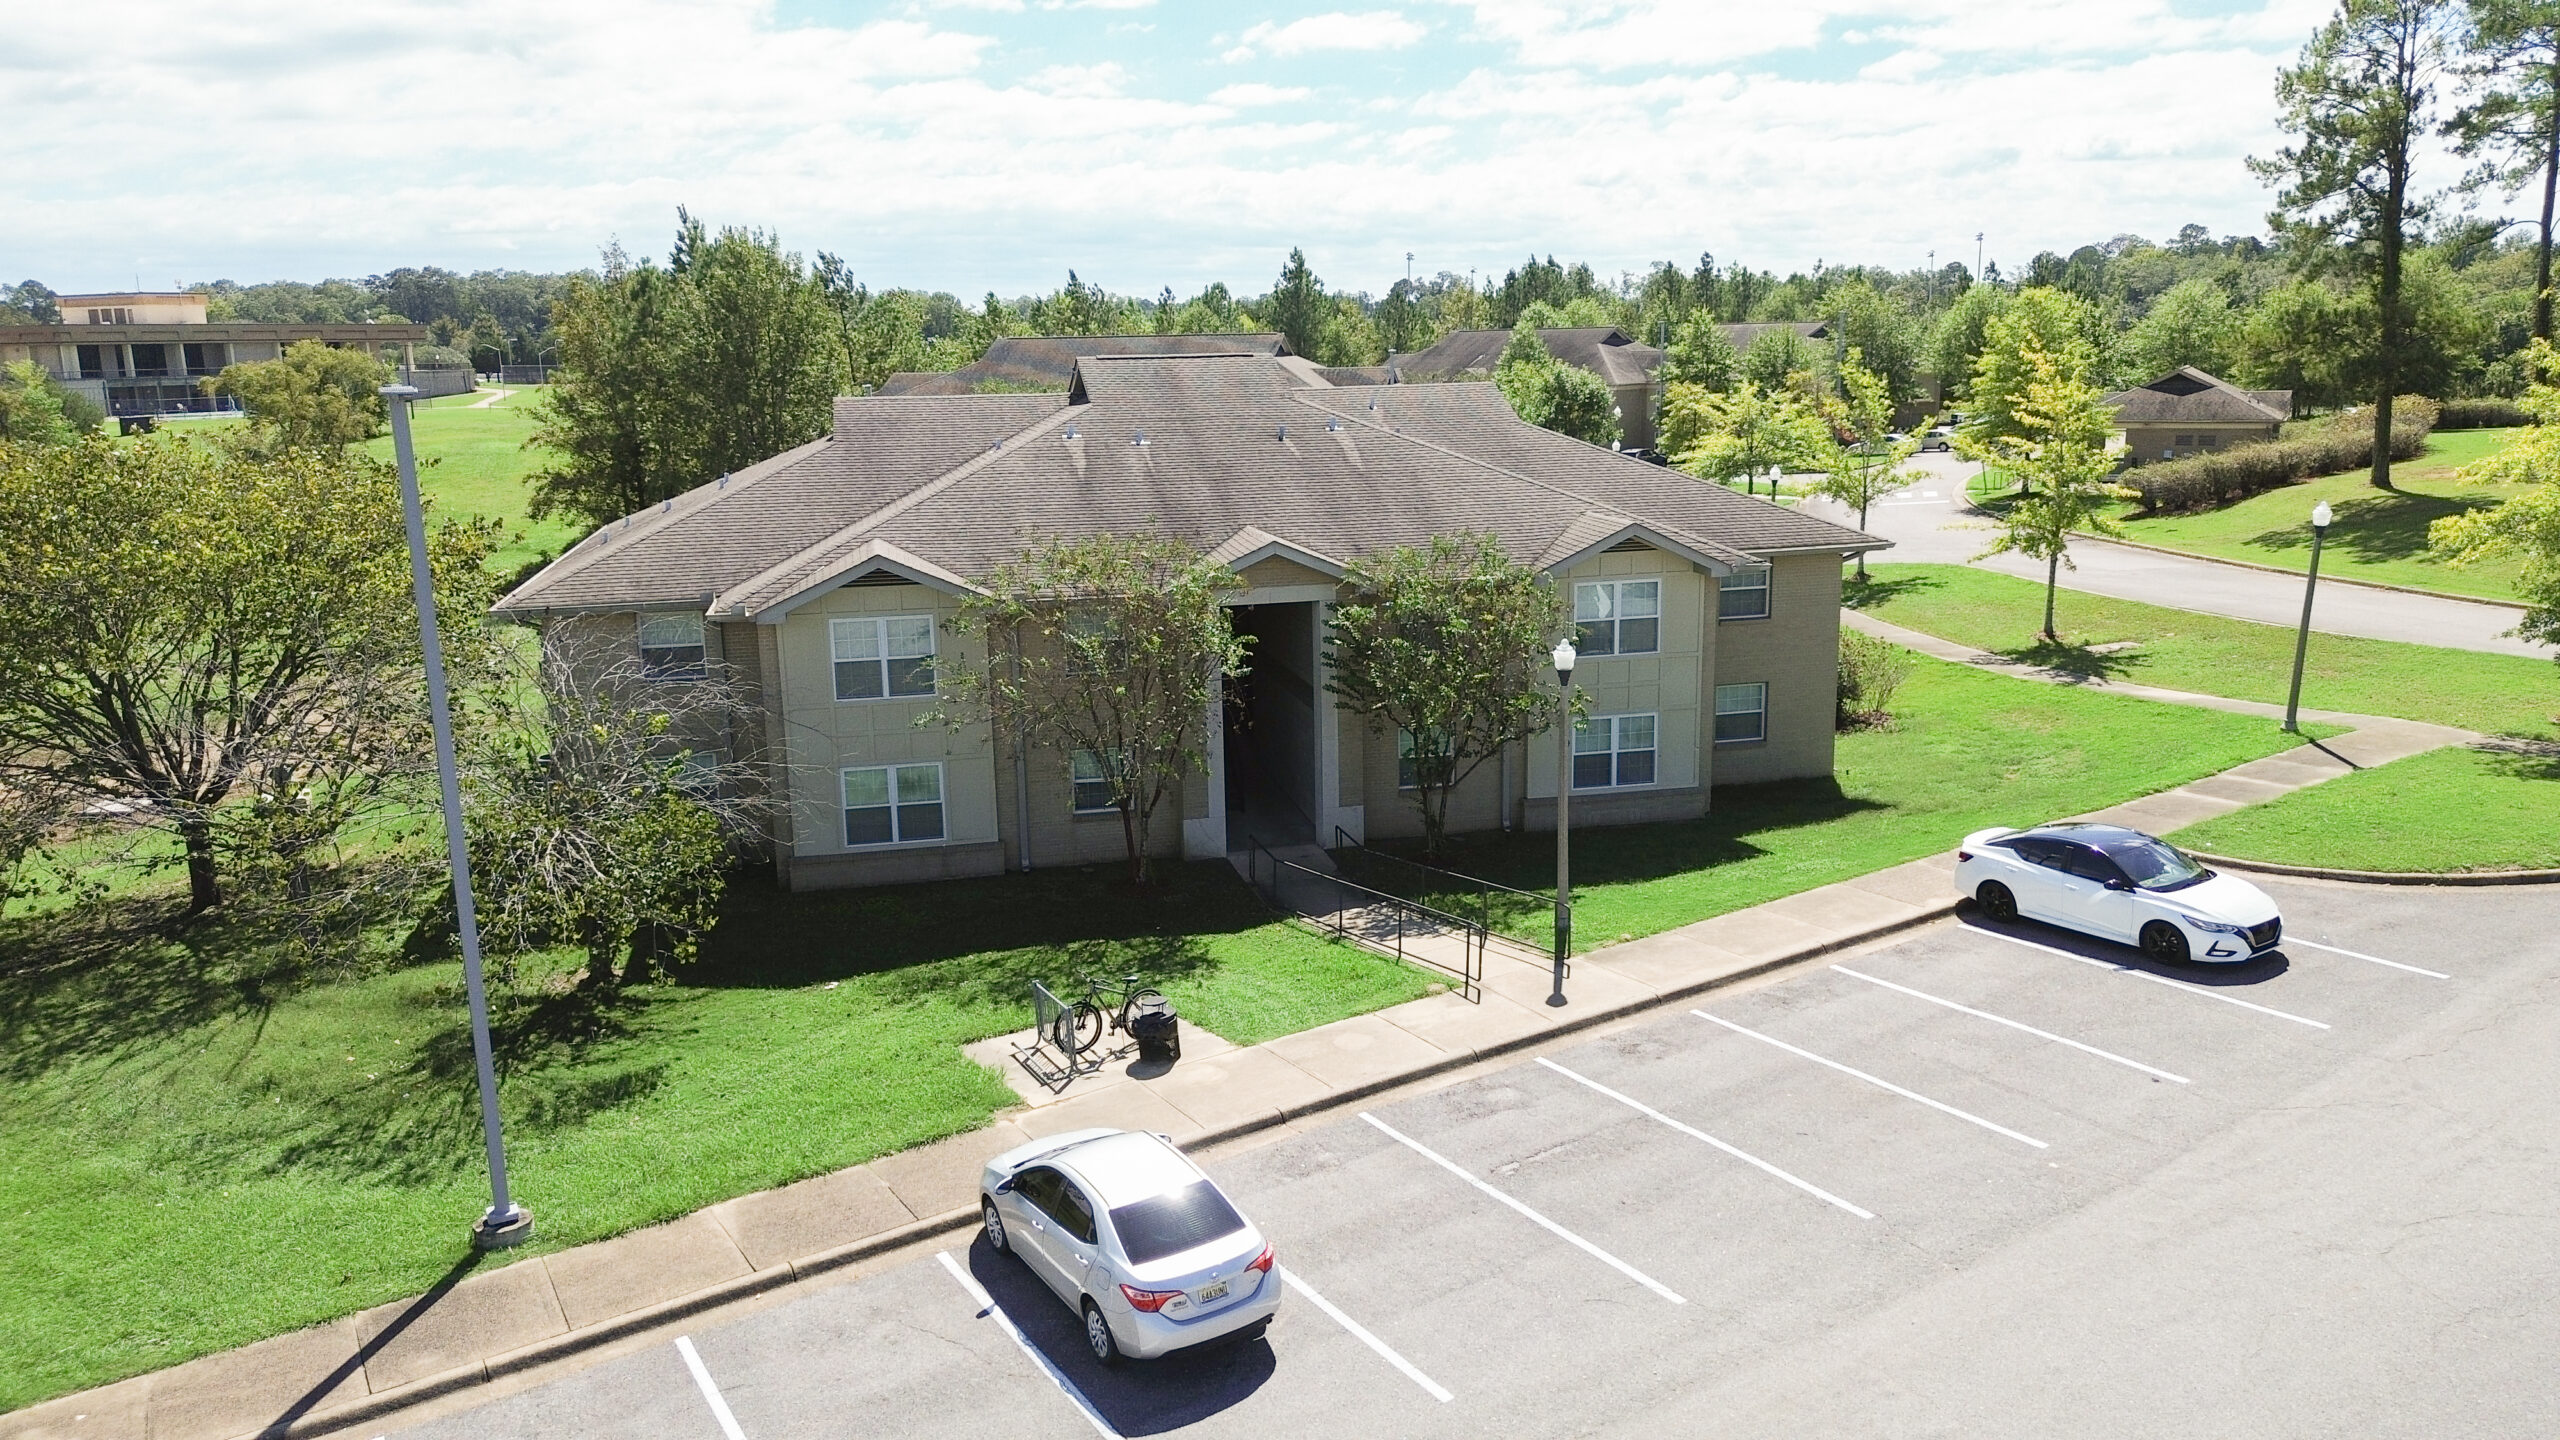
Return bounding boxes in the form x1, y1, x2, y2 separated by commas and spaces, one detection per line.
358, 388, 574, 576
2107, 428, 2529, 603
1365, 653, 2322, 950
1849, 563, 2560, 740
0, 860, 1431, 1410
2170, 744, 2560, 873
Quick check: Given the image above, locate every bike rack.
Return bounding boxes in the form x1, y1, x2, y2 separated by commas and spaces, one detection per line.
1010, 979, 1112, 1094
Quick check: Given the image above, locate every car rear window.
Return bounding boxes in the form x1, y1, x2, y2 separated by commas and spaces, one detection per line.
1108, 1180, 1247, 1266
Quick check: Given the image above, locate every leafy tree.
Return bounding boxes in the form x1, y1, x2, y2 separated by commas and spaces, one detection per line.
1324, 535, 1568, 857
1321, 295, 1386, 366
2431, 339, 2560, 644
0, 361, 96, 446
0, 436, 497, 912
1659, 314, 1741, 391
1825, 281, 1928, 406
1513, 296, 1625, 330
1494, 325, 1621, 446
1660, 380, 1829, 497
1377, 278, 1435, 353
208, 339, 392, 453
1263, 248, 1330, 358
1812, 349, 1925, 576
1, 281, 59, 325
2121, 277, 2245, 379
1026, 271, 1144, 336
937, 533, 1246, 887
2254, 0, 2459, 487
2238, 277, 2360, 406
1956, 341, 2129, 641
1740, 325, 1826, 395
1966, 287, 2109, 447
1931, 284, 2008, 402
2450, 1, 2560, 341
1159, 281, 1253, 336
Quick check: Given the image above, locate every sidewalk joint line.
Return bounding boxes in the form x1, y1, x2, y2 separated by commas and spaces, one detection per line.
1536, 1057, 1875, 1218
1690, 1010, 2050, 1148
1829, 965, 2192, 1083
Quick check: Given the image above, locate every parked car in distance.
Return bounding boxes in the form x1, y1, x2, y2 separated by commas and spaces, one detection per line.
981, 1128, 1280, 1364
1920, 424, 1955, 452
1953, 822, 2283, 963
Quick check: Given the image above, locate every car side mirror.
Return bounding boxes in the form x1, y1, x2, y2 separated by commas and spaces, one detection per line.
2105, 877, 2134, 892
993, 1176, 1015, 1195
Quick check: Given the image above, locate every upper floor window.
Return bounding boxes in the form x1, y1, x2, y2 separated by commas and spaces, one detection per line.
638, 613, 706, 679
1574, 579, 1659, 656
1719, 566, 1771, 621
1572, 713, 1656, 789
832, 615, 936, 700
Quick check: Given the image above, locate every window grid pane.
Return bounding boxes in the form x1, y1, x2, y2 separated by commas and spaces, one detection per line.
1619, 581, 1660, 618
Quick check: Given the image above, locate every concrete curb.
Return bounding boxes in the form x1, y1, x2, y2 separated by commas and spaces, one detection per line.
2188, 851, 2560, 887
2069, 531, 2530, 613
253, 895, 1960, 1440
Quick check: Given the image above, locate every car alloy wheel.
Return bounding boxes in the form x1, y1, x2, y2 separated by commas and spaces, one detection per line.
982, 1200, 1008, 1254
1083, 1298, 1122, 1365
1977, 881, 2018, 922
2140, 920, 2190, 964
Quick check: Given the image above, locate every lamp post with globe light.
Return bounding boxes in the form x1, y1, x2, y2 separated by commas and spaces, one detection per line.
1550, 639, 1577, 1007
2283, 500, 2335, 733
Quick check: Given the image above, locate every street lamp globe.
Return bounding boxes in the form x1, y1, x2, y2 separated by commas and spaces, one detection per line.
1552, 639, 1578, 688
2311, 500, 2334, 530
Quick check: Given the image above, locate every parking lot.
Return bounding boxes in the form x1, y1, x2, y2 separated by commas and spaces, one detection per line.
388, 877, 2560, 1439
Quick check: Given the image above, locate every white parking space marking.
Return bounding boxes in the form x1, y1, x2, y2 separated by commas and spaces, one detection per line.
1691, 1011, 2050, 1149
935, 1250, 1122, 1440
1960, 924, 2332, 1030
1536, 1058, 1876, 1219
2288, 937, 2450, 980
1278, 1265, 1454, 1403
673, 1336, 747, 1440
1831, 965, 2193, 1084
1358, 1112, 1687, 1305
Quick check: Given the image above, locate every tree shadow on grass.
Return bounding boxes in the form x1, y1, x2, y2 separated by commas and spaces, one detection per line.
1989, 637, 2144, 684
0, 896, 302, 1087
1842, 571, 1945, 611
2476, 739, 2560, 782
2244, 488, 2504, 566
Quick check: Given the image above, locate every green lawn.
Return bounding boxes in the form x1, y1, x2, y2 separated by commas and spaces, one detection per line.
2107, 428, 2529, 603
1358, 652, 2322, 951
358, 388, 573, 577
1848, 563, 2560, 740
2170, 744, 2560, 873
0, 860, 1431, 1411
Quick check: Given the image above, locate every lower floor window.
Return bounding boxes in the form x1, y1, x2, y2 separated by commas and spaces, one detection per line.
843, 762, 944, 846
1715, 682, 1768, 744
1070, 749, 1117, 813
1573, 713, 1656, 789
1397, 728, 1453, 790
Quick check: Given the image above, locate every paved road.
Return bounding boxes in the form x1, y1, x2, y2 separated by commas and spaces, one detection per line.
388, 878, 2560, 1439
1807, 453, 2553, 660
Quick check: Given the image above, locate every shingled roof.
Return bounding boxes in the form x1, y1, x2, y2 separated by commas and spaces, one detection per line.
1390, 328, 1665, 388
1718, 321, 1830, 353
873, 333, 1288, 396
2104, 367, 2291, 425
496, 354, 1883, 621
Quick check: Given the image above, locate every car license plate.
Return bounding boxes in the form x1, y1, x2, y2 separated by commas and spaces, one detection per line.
1197, 1280, 1229, 1302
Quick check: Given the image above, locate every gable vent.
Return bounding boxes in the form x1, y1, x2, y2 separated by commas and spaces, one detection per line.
1604, 537, 1656, 553
845, 571, 916, 588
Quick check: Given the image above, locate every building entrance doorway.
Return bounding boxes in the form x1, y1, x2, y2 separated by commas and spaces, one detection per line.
1224, 602, 1320, 849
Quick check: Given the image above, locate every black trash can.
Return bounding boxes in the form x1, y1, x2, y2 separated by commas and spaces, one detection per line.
1128, 996, 1181, 1064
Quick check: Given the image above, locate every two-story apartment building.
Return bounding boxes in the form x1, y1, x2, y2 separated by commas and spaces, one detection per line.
493, 352, 1885, 891
0, 291, 431, 419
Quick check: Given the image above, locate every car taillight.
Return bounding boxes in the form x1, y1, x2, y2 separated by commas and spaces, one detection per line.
1120, 1284, 1184, 1313
1246, 1244, 1274, 1275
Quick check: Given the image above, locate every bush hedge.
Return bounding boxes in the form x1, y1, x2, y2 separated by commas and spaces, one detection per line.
2124, 397, 2437, 514
2434, 397, 2532, 430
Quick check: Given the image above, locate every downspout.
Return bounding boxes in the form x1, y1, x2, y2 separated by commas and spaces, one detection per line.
1501, 738, 1514, 832
1011, 628, 1033, 871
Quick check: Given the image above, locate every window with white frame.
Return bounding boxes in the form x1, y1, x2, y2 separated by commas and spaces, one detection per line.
842, 763, 944, 846
1572, 713, 1656, 789
1070, 750, 1118, 813
831, 615, 936, 700
1396, 728, 1453, 790
1715, 682, 1768, 743
638, 613, 706, 679
1573, 579, 1660, 655
1718, 566, 1770, 621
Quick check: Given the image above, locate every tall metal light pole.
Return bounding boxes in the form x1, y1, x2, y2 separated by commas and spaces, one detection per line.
2283, 500, 2334, 734
1549, 640, 1577, 1008
383, 385, 534, 1250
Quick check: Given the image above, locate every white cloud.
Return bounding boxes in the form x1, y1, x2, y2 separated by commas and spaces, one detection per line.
1209, 83, 1314, 107
1226, 10, 1428, 62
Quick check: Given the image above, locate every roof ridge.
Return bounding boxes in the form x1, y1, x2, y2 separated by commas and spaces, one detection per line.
502, 435, 829, 610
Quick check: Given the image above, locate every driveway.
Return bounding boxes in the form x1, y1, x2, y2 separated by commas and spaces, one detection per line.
1806, 452, 2553, 660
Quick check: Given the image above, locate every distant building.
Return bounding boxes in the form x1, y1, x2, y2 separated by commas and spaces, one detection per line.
1717, 321, 1831, 355
2105, 367, 2291, 463
1390, 328, 1668, 449
0, 291, 432, 420
876, 334, 1292, 396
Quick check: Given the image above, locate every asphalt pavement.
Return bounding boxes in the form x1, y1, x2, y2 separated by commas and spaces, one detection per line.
383, 877, 2560, 1440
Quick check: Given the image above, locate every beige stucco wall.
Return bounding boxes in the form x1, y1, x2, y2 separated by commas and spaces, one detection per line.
1706, 553, 1839, 787
1519, 545, 1712, 831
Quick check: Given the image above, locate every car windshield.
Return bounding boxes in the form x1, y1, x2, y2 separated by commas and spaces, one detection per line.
1108, 1180, 1247, 1266
2091, 834, 2209, 892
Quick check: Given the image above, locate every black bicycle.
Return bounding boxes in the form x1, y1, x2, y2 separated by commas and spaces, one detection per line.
1056, 973, 1165, 1056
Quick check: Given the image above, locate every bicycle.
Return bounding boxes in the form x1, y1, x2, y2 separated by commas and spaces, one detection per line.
1054, 973, 1165, 1057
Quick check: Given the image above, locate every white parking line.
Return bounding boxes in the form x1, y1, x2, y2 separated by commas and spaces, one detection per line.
1536, 1058, 1876, 1219
1358, 1112, 1686, 1304
673, 1336, 747, 1440
2287, 937, 2450, 980
1831, 965, 2192, 1084
1961, 924, 2331, 1030
1278, 1265, 1453, 1403
935, 1250, 1122, 1440
1691, 1011, 2050, 1149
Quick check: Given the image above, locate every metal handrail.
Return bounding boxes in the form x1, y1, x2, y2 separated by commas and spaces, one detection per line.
1246, 837, 1482, 1003
1331, 826, 1552, 927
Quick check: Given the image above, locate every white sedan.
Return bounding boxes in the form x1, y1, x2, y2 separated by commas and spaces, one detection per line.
1954, 822, 2283, 964
981, 1128, 1280, 1364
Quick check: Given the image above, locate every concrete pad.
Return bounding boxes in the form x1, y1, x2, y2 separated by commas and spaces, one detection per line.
1587, 930, 1759, 992
1373, 988, 1556, 1059
139, 1317, 365, 1440
1262, 1011, 1455, 1093
2181, 773, 2295, 805
1837, 856, 1962, 908
354, 1255, 565, 1393
1756, 883, 1929, 938
963, 1021, 1240, 1108
1140, 1045, 1334, 1134
0, 1373, 149, 1440
1482, 951, 1657, 1016
1014, 1078, 1199, 1144
868, 1121, 1032, 1222
1661, 907, 1832, 966
711, 1164, 915, 1272
542, 1211, 749, 1332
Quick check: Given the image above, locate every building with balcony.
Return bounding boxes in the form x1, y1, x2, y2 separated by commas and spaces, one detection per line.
0, 292, 431, 419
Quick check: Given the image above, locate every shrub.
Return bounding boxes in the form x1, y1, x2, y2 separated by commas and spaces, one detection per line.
2435, 398, 2533, 430
1838, 631, 1915, 730
2125, 395, 2437, 514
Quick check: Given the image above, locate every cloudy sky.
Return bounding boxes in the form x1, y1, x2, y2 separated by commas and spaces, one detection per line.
8, 0, 2338, 298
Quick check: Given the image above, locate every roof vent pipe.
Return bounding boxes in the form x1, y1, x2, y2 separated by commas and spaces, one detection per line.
1133, 430, 1148, 446
1277, 424, 1287, 441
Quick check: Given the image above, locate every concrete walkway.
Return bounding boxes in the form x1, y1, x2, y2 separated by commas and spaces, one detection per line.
1804, 455, 2551, 660
3, 662, 2473, 1440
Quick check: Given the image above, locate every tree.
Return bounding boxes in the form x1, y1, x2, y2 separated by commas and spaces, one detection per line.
2121, 278, 2245, 379
2237, 277, 2361, 406
1931, 284, 2008, 402
0, 436, 498, 912
938, 533, 1246, 887
1658, 314, 1741, 392
2253, 0, 2458, 488
2450, 1, 2560, 341
1955, 341, 2129, 641
2431, 339, 2560, 644
0, 361, 96, 446
1263, 249, 1330, 358
1324, 535, 1568, 858
1825, 281, 1929, 407
208, 339, 392, 453
1377, 278, 1435, 354
1740, 325, 1824, 394
1966, 287, 2109, 447
1660, 379, 1829, 497
1, 281, 60, 325
1812, 349, 1925, 576
1494, 325, 1622, 445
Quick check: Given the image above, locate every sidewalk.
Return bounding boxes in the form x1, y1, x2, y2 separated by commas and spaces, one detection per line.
4, 653, 2461, 1440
